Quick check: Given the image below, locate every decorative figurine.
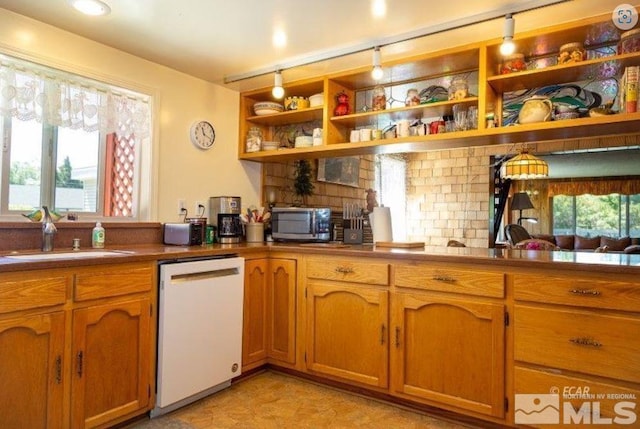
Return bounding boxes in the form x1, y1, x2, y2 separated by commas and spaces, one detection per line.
334, 91, 350, 116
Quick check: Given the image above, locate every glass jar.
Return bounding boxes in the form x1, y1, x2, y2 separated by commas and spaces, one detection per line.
558, 42, 586, 64
405, 88, 420, 106
448, 77, 468, 100
245, 127, 262, 152
372, 85, 386, 111
500, 53, 526, 74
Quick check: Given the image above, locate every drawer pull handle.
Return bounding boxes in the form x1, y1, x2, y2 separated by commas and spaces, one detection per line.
335, 267, 354, 274
569, 288, 601, 296
569, 337, 602, 348
395, 326, 401, 348
380, 324, 385, 345
76, 351, 84, 378
55, 355, 62, 384
433, 275, 456, 283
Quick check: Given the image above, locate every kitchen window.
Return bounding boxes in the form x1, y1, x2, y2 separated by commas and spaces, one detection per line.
0, 54, 151, 220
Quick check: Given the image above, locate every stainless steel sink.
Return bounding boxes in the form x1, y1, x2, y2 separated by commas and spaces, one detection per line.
3, 250, 132, 260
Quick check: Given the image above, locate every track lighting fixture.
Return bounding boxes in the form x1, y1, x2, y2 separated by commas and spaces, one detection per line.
371, 46, 383, 80
500, 13, 516, 56
272, 70, 284, 99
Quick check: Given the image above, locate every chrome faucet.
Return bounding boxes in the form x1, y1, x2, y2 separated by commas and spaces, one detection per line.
41, 206, 57, 252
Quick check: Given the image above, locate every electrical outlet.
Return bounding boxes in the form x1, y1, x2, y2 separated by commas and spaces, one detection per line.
177, 199, 186, 215
194, 201, 205, 216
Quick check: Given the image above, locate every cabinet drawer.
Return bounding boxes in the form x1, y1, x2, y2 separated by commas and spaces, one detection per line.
514, 366, 640, 428
514, 274, 640, 312
394, 264, 504, 298
515, 305, 640, 383
74, 262, 153, 301
0, 272, 69, 314
306, 257, 388, 286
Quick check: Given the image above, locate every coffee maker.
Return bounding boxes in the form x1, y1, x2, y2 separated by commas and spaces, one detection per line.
210, 196, 242, 243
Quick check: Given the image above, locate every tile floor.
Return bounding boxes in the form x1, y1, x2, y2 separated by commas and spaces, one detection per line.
132, 371, 481, 429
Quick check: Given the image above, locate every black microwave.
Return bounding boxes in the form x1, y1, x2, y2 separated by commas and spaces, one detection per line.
271, 207, 331, 242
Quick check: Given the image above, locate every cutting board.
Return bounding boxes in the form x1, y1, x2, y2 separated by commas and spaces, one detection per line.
375, 241, 425, 248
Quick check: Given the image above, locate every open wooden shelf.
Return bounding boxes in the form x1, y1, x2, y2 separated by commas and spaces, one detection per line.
238, 9, 640, 162
246, 106, 323, 126
329, 98, 479, 129
239, 113, 640, 162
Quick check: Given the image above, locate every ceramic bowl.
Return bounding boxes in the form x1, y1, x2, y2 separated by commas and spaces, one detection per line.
253, 101, 284, 116
309, 93, 324, 107
294, 136, 313, 148
261, 141, 279, 151
555, 111, 579, 120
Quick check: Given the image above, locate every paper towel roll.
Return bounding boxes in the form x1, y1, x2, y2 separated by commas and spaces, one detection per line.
370, 206, 392, 243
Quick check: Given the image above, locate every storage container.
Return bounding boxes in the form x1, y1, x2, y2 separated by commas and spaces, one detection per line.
500, 53, 526, 74
558, 42, 585, 64
620, 28, 640, 54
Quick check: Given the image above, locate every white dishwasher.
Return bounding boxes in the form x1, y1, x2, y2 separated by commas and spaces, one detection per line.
152, 255, 244, 417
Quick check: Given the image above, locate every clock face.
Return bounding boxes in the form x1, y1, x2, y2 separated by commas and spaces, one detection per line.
190, 121, 216, 149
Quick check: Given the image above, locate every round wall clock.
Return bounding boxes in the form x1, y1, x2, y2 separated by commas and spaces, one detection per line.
190, 120, 216, 149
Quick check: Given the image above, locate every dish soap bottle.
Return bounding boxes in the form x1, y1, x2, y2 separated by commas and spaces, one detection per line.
92, 222, 105, 248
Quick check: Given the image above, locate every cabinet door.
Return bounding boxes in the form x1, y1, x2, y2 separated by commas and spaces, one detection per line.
0, 312, 65, 429
71, 298, 151, 429
268, 258, 296, 364
243, 259, 268, 368
391, 293, 505, 418
306, 281, 388, 388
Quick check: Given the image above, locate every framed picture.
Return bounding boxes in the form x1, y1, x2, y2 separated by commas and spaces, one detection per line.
317, 157, 360, 187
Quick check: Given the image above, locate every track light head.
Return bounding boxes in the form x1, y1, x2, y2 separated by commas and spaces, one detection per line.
500, 13, 516, 56
371, 47, 383, 80
272, 70, 284, 99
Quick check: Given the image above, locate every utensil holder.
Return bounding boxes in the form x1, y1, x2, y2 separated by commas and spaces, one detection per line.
245, 223, 264, 243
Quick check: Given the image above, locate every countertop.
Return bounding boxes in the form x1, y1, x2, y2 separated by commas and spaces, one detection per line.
0, 242, 639, 276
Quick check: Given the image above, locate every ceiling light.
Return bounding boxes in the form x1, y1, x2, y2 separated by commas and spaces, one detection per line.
502, 149, 549, 179
371, 0, 387, 18
500, 13, 516, 56
371, 47, 383, 80
272, 70, 284, 99
272, 28, 287, 48
68, 0, 111, 16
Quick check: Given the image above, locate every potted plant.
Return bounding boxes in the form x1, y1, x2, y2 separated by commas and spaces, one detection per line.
293, 159, 314, 206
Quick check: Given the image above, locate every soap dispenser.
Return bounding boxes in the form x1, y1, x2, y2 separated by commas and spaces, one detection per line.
92, 222, 105, 248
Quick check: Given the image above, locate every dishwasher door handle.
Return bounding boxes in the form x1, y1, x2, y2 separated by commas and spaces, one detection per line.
170, 267, 240, 283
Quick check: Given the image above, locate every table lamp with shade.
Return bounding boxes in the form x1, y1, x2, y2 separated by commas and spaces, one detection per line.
511, 192, 538, 225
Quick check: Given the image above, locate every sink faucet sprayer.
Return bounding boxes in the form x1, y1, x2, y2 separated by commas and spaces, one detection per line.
42, 206, 57, 252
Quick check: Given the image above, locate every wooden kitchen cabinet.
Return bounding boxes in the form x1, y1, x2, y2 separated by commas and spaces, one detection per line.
242, 258, 269, 368
71, 298, 151, 429
305, 256, 390, 388
242, 257, 297, 369
306, 281, 389, 388
390, 292, 505, 418
0, 311, 66, 429
267, 258, 296, 364
512, 271, 640, 428
0, 261, 155, 429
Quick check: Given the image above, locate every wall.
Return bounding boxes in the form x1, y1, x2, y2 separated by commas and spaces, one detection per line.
262, 136, 639, 248
404, 135, 640, 247
0, 9, 260, 223
263, 156, 375, 210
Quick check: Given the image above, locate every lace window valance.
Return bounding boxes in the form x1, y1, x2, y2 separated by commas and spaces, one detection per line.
0, 54, 151, 139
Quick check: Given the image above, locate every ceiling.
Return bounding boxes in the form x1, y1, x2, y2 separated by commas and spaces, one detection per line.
0, 0, 629, 91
